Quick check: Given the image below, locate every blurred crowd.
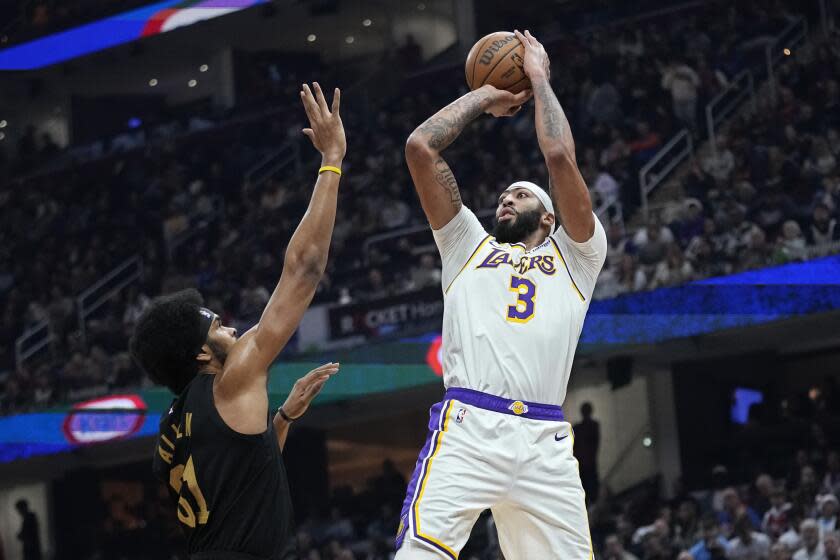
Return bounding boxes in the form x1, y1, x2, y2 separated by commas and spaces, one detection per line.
1, 1, 839, 416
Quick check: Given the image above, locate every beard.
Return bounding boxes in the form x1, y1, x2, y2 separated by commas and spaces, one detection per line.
207, 338, 229, 365
493, 207, 543, 243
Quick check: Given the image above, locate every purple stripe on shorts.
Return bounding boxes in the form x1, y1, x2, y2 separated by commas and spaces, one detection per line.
395, 400, 445, 551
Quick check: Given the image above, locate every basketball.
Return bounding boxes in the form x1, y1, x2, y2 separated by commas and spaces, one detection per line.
465, 31, 529, 93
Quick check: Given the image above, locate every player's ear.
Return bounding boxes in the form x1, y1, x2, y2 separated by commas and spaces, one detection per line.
196, 345, 212, 365
543, 212, 556, 230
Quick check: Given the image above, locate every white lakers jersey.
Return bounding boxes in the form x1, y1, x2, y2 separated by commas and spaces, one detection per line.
432, 205, 607, 406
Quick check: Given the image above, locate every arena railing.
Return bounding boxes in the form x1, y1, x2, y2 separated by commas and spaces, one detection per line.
705, 70, 756, 159
595, 193, 624, 230
14, 320, 53, 373
638, 129, 694, 221
243, 140, 302, 191
602, 423, 652, 490
361, 209, 496, 256
76, 256, 144, 348
636, 14, 810, 224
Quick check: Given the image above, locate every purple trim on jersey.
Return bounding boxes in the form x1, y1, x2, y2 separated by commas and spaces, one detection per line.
549, 237, 586, 301
395, 400, 446, 552
444, 387, 565, 421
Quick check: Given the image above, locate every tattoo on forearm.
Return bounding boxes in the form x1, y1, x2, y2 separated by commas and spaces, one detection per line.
417, 90, 490, 151
534, 81, 567, 140
433, 157, 462, 208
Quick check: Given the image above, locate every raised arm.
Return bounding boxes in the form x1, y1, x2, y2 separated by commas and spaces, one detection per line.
217, 83, 344, 422
516, 30, 594, 242
405, 85, 531, 229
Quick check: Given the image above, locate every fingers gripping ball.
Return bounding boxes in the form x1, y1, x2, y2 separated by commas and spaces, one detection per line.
465, 31, 529, 93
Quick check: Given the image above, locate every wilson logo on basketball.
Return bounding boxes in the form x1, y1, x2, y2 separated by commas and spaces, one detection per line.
479, 36, 516, 65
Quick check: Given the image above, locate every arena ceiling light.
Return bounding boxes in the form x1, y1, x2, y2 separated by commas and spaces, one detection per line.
362, 18, 372, 27
188, 79, 198, 87
345, 36, 355, 44
307, 34, 317, 42
199, 64, 209, 72
0, 120, 6, 128
149, 78, 159, 87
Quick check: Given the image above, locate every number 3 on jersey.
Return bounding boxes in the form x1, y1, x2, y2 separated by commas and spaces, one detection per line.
507, 276, 536, 323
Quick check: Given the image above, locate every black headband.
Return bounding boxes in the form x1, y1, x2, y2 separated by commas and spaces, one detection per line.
195, 307, 216, 355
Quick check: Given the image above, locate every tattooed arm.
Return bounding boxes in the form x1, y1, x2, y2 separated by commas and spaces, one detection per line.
517, 30, 594, 242
405, 84, 531, 229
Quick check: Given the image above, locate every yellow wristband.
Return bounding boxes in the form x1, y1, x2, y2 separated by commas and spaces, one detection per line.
318, 165, 342, 176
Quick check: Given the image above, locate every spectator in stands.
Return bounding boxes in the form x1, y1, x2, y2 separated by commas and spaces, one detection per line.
628, 121, 662, 164
726, 513, 770, 560
764, 487, 793, 541
776, 220, 808, 262
398, 34, 422, 69
605, 533, 641, 560
675, 500, 702, 552
817, 494, 839, 537
672, 199, 706, 247
771, 543, 794, 560
409, 253, 441, 290
825, 531, 840, 560
803, 139, 837, 178
14, 499, 41, 560
793, 519, 824, 560
648, 243, 694, 290
808, 204, 838, 245
690, 515, 729, 560
719, 488, 761, 535
661, 58, 701, 129
752, 474, 775, 518
824, 453, 840, 495
573, 402, 601, 502
587, 76, 623, 126
703, 138, 737, 183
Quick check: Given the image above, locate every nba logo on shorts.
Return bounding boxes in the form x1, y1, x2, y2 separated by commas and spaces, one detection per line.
455, 408, 467, 423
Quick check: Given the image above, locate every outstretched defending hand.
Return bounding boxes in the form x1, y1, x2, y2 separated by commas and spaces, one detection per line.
300, 82, 346, 162
281, 362, 340, 419
515, 29, 550, 81
482, 84, 533, 118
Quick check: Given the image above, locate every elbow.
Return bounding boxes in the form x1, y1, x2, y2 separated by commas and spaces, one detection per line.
405, 133, 435, 163
544, 146, 576, 168
285, 247, 327, 282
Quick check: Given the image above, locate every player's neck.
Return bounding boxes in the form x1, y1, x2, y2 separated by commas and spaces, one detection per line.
520, 231, 548, 251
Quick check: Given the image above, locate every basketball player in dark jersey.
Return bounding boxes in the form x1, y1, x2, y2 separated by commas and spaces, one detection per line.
130, 82, 345, 560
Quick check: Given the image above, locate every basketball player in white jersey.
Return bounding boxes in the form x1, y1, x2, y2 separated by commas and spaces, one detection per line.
395, 30, 607, 559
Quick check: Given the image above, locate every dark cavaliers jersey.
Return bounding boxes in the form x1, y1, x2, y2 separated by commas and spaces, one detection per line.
153, 373, 297, 560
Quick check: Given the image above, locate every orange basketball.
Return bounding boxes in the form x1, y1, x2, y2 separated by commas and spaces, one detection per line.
465, 31, 529, 93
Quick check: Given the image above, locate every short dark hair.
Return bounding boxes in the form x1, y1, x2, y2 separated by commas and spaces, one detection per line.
129, 289, 208, 395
